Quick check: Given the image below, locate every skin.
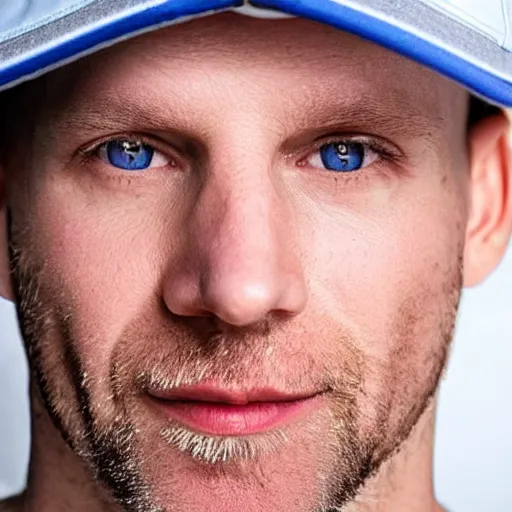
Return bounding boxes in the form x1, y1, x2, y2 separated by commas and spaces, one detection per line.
0, 12, 511, 512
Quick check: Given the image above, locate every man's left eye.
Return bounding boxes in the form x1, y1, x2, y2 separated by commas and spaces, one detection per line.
98, 139, 169, 171
307, 141, 378, 173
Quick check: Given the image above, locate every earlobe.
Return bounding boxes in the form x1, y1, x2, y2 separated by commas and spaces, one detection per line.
463, 113, 512, 287
0, 172, 14, 301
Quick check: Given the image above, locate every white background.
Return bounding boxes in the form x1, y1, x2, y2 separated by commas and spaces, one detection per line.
0, 246, 510, 510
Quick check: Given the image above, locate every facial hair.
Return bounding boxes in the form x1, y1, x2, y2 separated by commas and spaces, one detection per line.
7, 209, 462, 512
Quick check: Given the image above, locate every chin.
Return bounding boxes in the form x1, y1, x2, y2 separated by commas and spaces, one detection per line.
93, 402, 350, 512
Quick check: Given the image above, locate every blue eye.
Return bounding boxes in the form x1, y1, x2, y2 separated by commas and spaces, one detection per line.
98, 139, 168, 171
306, 141, 377, 173
319, 142, 365, 172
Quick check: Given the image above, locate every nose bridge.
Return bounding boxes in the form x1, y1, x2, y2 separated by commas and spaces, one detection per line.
205, 157, 276, 256
194, 158, 299, 322
199, 110, 283, 248
163, 142, 307, 327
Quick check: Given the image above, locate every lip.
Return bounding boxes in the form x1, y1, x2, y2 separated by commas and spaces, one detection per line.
147, 384, 321, 436
148, 383, 316, 404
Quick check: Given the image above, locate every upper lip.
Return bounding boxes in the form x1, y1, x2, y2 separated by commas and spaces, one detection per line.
147, 384, 318, 405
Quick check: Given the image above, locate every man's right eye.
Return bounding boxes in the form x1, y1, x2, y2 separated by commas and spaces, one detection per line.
97, 139, 169, 171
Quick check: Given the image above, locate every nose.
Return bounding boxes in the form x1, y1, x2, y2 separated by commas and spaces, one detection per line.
162, 161, 307, 327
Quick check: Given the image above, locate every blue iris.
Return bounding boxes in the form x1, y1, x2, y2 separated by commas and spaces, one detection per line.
105, 140, 155, 171
319, 142, 365, 172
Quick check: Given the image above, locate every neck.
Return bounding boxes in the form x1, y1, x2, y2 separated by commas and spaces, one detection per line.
8, 387, 445, 512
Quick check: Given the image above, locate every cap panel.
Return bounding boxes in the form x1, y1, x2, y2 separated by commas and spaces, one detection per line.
422, 0, 506, 46
0, 0, 97, 41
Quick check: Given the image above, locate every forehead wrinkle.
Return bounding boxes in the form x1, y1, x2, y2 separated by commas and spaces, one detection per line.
126, 13, 421, 73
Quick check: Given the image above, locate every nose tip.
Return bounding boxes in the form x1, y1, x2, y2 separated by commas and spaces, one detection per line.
205, 281, 274, 326
199, 274, 306, 327
163, 248, 308, 328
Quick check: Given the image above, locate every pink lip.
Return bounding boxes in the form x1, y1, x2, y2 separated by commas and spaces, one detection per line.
147, 384, 321, 436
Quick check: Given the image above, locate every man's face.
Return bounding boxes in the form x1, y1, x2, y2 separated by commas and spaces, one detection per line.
2, 13, 472, 512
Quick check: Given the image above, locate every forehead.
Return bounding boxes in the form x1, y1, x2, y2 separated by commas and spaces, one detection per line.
47, 13, 466, 131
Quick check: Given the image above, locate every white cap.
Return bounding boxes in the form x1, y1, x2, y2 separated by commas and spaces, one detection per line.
0, 0, 511, 105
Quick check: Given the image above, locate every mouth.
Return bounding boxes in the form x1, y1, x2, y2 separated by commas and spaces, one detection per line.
146, 384, 322, 436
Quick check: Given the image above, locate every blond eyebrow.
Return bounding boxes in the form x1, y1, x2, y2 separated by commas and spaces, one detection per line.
57, 94, 196, 136
54, 88, 446, 148
286, 91, 445, 142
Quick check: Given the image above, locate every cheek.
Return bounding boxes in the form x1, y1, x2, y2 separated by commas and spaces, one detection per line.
309, 184, 463, 322
306, 173, 465, 419
30, 180, 172, 380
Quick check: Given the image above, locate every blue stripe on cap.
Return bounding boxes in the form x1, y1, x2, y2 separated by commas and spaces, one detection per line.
252, 0, 512, 106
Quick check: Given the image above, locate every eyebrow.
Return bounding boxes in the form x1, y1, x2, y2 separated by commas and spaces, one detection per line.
54, 89, 445, 148
291, 78, 447, 136
57, 95, 195, 136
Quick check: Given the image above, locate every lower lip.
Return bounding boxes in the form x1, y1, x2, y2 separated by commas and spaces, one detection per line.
148, 396, 320, 436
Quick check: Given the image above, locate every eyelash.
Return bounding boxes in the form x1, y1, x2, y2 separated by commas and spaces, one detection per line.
299, 136, 402, 167
77, 133, 404, 177
78, 133, 178, 168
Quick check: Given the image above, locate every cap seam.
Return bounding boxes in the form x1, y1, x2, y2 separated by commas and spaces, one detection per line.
502, 0, 512, 51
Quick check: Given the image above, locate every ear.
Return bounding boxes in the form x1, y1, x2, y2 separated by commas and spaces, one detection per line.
464, 112, 512, 287
0, 168, 13, 301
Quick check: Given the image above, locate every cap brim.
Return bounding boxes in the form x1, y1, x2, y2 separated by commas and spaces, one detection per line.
0, 0, 511, 106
